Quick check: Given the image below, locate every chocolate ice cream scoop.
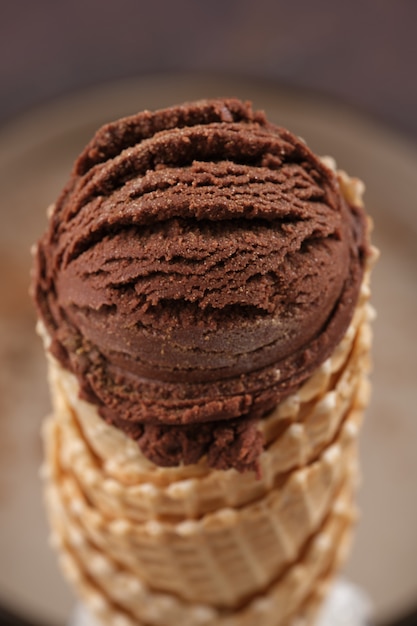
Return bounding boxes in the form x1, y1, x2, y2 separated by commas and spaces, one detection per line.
33, 98, 368, 472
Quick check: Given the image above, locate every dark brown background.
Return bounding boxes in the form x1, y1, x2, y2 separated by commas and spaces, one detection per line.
1, 0, 416, 140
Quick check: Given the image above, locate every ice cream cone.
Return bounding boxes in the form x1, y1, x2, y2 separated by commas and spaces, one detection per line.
32, 99, 378, 625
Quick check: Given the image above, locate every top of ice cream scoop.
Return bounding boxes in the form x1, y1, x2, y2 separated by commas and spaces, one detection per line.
33, 98, 368, 472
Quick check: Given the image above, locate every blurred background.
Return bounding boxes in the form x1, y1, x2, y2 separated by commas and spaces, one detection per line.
1, 0, 417, 138
0, 1, 416, 625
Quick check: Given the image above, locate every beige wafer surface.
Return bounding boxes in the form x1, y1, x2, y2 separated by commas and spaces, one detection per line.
46, 466, 355, 626
70, 574, 336, 626
43, 394, 360, 609
55, 534, 345, 626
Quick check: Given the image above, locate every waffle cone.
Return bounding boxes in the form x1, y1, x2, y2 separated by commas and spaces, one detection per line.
43, 380, 361, 608
46, 456, 355, 626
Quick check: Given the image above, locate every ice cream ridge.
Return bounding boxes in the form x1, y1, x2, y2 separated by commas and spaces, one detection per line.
34, 98, 370, 475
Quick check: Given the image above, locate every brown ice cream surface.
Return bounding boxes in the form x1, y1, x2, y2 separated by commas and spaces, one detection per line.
33, 98, 368, 472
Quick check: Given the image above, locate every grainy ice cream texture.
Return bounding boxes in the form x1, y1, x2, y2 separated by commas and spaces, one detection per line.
33, 98, 369, 473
